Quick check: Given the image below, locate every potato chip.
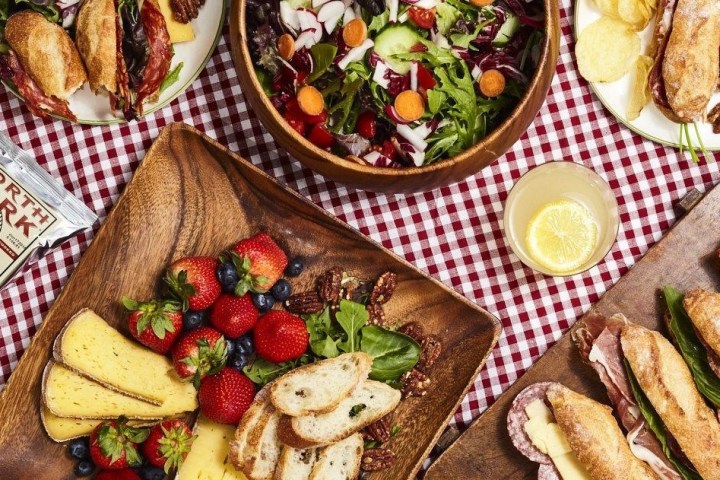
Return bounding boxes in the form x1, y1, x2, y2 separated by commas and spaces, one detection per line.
627, 55, 654, 120
618, 0, 653, 30
576, 17, 641, 83
592, 0, 620, 18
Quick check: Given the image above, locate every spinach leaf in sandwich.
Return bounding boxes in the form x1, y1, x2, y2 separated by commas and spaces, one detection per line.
625, 359, 702, 480
664, 285, 720, 407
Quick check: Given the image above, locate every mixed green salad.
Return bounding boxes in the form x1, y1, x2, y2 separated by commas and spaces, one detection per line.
247, 0, 544, 167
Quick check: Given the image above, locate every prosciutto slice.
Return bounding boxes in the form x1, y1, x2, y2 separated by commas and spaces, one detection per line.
648, 0, 679, 113
134, 0, 172, 114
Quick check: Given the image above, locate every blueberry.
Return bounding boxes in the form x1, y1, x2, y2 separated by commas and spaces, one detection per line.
226, 338, 237, 358
271, 279, 292, 302
252, 292, 275, 313
228, 353, 249, 371
139, 465, 166, 480
237, 334, 254, 354
285, 258, 304, 277
216, 261, 239, 293
74, 460, 94, 477
68, 438, 90, 460
183, 310, 205, 330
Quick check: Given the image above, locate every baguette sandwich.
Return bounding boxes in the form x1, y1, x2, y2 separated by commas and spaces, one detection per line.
75, 0, 172, 119
507, 382, 657, 480
574, 313, 720, 480
2, 10, 87, 121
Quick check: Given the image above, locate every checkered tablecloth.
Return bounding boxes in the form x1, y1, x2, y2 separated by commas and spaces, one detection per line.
1, 0, 720, 467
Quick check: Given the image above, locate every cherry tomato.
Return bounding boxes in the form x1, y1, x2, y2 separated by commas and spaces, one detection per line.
382, 140, 397, 160
286, 98, 328, 124
416, 63, 436, 90
308, 124, 335, 149
285, 117, 307, 136
408, 7, 436, 30
357, 111, 377, 139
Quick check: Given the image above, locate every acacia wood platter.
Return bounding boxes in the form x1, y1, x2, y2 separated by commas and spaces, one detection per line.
426, 185, 720, 478
0, 123, 501, 480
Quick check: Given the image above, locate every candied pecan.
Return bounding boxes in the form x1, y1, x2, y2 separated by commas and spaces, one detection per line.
170, 0, 201, 23
397, 322, 425, 343
317, 266, 343, 303
365, 415, 392, 443
417, 335, 442, 373
285, 291, 324, 313
361, 448, 396, 471
370, 271, 397, 304
401, 368, 431, 398
366, 303, 387, 326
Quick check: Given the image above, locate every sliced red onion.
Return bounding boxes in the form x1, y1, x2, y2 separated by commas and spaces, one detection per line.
410, 62, 418, 91
337, 39, 374, 70
279, 1, 300, 31
279, 58, 298, 73
325, 15, 342, 34
413, 0, 438, 8
342, 0, 353, 6
386, 70, 410, 96
471, 64, 482, 80
385, 105, 410, 124
412, 122, 432, 140
397, 124, 428, 152
373, 60, 391, 89
452, 46, 472, 61
294, 30, 317, 50
409, 149, 425, 167
363, 151, 385, 163
343, 6, 356, 24
368, 51, 382, 68
364, 151, 401, 168
317, 1, 344, 22
388, 0, 399, 22
312, 0, 331, 7
297, 9, 319, 31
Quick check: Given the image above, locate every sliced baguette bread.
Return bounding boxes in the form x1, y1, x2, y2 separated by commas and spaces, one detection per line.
308, 433, 364, 480
229, 384, 272, 471
270, 352, 372, 416
278, 380, 401, 449
274, 446, 318, 480
242, 407, 284, 480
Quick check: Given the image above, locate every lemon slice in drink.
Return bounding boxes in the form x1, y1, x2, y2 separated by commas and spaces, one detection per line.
525, 200, 598, 274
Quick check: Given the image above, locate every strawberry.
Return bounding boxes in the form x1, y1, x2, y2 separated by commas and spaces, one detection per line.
122, 297, 182, 354
253, 311, 309, 363
231, 233, 288, 295
141, 419, 195, 472
171, 326, 227, 387
198, 368, 256, 425
89, 418, 149, 470
209, 293, 259, 338
95, 469, 142, 480
164, 256, 222, 311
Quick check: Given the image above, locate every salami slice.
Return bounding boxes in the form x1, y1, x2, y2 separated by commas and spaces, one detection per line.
537, 462, 562, 480
507, 382, 556, 465
134, 0, 171, 114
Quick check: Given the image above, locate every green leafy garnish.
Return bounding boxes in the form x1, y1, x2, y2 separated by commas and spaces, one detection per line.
336, 299, 368, 352
243, 354, 313, 386
16, 0, 59, 22
360, 325, 421, 381
664, 286, 720, 407
305, 307, 343, 358
368, 10, 390, 34
349, 403, 367, 417
625, 359, 702, 480
160, 62, 184, 94
308, 43, 338, 83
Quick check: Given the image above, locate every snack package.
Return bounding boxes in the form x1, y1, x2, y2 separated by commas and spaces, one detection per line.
0, 132, 97, 290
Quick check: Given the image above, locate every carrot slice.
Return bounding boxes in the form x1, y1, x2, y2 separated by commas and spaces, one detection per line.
278, 34, 296, 61
470, 0, 494, 5
343, 19, 368, 48
297, 86, 326, 116
479, 69, 506, 97
394, 90, 425, 122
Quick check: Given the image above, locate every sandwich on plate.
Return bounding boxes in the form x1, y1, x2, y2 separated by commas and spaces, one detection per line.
2, 10, 87, 121
507, 382, 657, 479
75, 0, 172, 120
574, 313, 720, 480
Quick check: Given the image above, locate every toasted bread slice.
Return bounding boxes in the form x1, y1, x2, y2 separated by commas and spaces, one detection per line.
278, 380, 400, 449
76, 0, 117, 94
274, 446, 318, 480
242, 407, 283, 480
229, 384, 272, 472
308, 433, 364, 480
270, 352, 372, 417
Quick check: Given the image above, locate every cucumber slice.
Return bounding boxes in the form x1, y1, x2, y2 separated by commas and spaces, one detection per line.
492, 13, 520, 47
373, 25, 423, 74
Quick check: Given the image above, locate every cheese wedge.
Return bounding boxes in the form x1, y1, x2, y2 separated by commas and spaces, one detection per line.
176, 415, 247, 480
53, 309, 193, 405
157, 0, 195, 43
43, 361, 197, 419
41, 407, 155, 442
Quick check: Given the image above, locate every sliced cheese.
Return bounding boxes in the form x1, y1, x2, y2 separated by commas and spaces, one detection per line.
44, 362, 197, 419
157, 0, 195, 43
524, 399, 591, 480
176, 415, 247, 480
53, 309, 194, 405
41, 407, 154, 442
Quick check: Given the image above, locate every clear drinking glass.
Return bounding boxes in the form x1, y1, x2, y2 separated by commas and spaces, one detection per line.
503, 161, 620, 276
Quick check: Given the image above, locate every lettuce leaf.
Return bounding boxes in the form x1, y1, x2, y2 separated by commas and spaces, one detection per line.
625, 359, 701, 480
664, 285, 720, 407
360, 325, 420, 381
16, 0, 59, 23
159, 62, 183, 94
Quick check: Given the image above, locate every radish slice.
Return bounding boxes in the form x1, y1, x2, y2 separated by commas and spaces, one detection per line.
353, 3, 362, 18
325, 14, 342, 33
317, 1, 344, 22
312, 0, 330, 7
409, 149, 425, 166
373, 60, 390, 89
412, 123, 431, 139
338, 39, 374, 70
385, 105, 410, 124
397, 124, 428, 152
410, 62, 418, 91
280, 1, 300, 31
297, 9, 318, 31
471, 64, 482, 80
295, 30, 316, 50
343, 6, 356, 24
387, 0, 399, 22
414, 0, 438, 8
363, 151, 383, 163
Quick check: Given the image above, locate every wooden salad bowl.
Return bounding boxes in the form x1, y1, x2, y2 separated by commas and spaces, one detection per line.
229, 0, 560, 193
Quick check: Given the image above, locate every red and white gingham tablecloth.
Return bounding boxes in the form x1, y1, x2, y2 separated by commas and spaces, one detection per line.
1, 1, 719, 470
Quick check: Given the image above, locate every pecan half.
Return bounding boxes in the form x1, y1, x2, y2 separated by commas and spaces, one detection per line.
370, 271, 397, 304
285, 291, 324, 313
170, 0, 202, 23
365, 415, 392, 443
366, 303, 387, 326
397, 322, 425, 343
361, 448, 396, 471
417, 335, 442, 373
317, 266, 343, 303
401, 368, 431, 398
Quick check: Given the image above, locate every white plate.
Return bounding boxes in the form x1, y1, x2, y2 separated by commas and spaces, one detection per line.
574, 0, 720, 150
3, 2, 226, 125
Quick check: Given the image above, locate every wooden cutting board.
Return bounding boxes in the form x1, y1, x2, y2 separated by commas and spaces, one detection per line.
0, 123, 500, 480
426, 186, 720, 478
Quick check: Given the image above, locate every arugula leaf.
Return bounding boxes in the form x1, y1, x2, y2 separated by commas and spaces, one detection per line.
243, 354, 313, 386
435, 1, 461, 34
449, 23, 487, 49
664, 286, 720, 407
160, 62, 184, 94
368, 10, 389, 34
625, 360, 702, 480
305, 308, 342, 358
427, 89, 446, 115
360, 325, 420, 381
335, 300, 368, 352
308, 43, 338, 83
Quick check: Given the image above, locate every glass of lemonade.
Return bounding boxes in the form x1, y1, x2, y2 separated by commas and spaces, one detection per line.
503, 161, 619, 277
